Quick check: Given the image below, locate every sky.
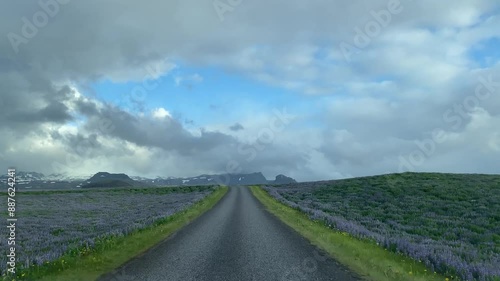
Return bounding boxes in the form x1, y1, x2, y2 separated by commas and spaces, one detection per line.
0, 0, 499, 181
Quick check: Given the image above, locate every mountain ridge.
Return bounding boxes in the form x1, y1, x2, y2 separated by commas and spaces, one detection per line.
0, 171, 296, 189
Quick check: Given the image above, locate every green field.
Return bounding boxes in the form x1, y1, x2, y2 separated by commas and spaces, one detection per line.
254, 172, 500, 281
1, 186, 227, 281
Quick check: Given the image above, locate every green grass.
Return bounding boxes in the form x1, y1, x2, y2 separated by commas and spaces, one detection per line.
7, 186, 227, 281
250, 185, 449, 281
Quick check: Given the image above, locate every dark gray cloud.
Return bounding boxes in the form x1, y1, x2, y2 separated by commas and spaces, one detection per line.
77, 103, 234, 156
0, 68, 74, 133
229, 123, 244, 131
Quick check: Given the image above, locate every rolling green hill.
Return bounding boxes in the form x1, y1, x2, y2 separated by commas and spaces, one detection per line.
264, 172, 500, 280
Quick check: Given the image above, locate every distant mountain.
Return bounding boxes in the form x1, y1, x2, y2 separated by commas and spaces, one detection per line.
273, 174, 297, 184
0, 171, 89, 182
215, 172, 269, 185
0, 171, 87, 190
0, 171, 45, 182
133, 172, 296, 186
130, 176, 153, 181
0, 170, 297, 190
44, 173, 90, 182
81, 172, 141, 188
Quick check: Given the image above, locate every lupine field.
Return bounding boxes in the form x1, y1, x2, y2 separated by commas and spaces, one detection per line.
0, 186, 216, 275
263, 173, 500, 281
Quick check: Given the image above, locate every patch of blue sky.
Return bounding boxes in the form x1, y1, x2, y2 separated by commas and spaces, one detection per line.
477, 7, 500, 24
373, 74, 398, 83
469, 37, 500, 68
88, 63, 322, 128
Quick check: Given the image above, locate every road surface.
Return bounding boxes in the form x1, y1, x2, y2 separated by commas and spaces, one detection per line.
99, 186, 361, 281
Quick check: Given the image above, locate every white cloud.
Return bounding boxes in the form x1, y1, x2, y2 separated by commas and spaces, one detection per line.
152, 107, 172, 119
174, 73, 204, 86
489, 133, 500, 151
99, 59, 176, 83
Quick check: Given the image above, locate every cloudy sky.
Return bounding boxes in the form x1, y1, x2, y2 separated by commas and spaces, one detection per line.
1, 0, 499, 181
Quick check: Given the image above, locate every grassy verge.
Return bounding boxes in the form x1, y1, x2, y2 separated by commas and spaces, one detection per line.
250, 186, 449, 281
8, 186, 227, 281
